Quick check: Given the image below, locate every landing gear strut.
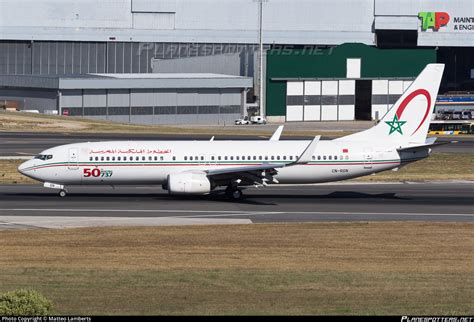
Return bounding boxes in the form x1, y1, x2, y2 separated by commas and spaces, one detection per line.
225, 187, 243, 201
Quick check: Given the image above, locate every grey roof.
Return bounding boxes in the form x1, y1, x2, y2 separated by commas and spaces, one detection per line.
0, 73, 253, 90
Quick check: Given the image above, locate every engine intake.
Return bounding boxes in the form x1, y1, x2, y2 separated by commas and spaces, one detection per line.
167, 172, 211, 195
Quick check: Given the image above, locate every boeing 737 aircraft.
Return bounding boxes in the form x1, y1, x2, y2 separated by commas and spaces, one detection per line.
18, 64, 445, 200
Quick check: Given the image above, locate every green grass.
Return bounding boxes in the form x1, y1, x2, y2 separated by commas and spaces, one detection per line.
0, 223, 473, 315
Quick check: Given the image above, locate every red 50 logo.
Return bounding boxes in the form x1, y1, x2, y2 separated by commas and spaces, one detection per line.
83, 168, 101, 177
83, 168, 113, 177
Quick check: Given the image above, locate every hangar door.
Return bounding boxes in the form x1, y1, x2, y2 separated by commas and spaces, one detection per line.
286, 80, 355, 122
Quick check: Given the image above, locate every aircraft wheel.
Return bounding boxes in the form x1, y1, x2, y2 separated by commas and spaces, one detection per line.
226, 188, 243, 201
59, 190, 67, 198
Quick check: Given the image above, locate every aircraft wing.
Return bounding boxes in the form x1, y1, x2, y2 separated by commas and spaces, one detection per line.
204, 136, 320, 187
206, 163, 285, 176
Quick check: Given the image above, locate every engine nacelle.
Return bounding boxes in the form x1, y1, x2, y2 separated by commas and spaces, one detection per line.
167, 172, 211, 195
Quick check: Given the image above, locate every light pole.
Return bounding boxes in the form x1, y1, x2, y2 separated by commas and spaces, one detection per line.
255, 0, 267, 118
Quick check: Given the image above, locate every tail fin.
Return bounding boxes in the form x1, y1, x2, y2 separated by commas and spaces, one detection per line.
338, 64, 445, 145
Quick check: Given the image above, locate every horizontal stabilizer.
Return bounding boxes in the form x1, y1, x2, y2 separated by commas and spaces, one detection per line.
397, 138, 449, 152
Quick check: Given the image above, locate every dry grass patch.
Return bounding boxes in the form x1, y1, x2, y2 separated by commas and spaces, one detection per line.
0, 222, 473, 315
0, 159, 37, 184
0, 111, 347, 137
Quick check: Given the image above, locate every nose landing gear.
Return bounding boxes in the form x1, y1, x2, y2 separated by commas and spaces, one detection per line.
43, 182, 67, 197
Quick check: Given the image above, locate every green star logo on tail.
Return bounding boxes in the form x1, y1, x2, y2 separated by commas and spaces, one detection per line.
385, 114, 407, 135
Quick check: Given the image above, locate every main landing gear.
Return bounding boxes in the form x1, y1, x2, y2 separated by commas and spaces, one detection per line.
225, 187, 243, 201
59, 189, 67, 198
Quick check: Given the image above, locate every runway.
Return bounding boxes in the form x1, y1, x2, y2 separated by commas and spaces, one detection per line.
0, 182, 472, 229
1, 131, 472, 156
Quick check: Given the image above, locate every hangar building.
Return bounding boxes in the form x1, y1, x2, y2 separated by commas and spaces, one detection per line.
0, 0, 473, 123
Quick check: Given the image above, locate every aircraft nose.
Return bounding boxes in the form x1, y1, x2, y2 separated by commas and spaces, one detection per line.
18, 159, 31, 175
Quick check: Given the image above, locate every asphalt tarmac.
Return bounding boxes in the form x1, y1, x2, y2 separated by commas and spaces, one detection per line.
0, 131, 472, 156
0, 183, 472, 229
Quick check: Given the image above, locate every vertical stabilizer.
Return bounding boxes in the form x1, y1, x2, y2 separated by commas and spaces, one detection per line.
338, 64, 445, 145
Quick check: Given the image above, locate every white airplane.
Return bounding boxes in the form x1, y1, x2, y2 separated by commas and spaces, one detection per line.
18, 64, 445, 200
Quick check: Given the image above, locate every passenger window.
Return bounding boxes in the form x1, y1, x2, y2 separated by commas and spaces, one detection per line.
184, 156, 187, 161
89, 157, 93, 161
190, 156, 193, 161
47, 155, 53, 160
312, 156, 315, 160
230, 156, 234, 161
264, 156, 268, 160
136, 156, 139, 161
148, 156, 152, 161
345, 155, 349, 160
253, 156, 257, 160
160, 156, 164, 161
95, 156, 98, 161
277, 156, 280, 160
118, 156, 121, 161
334, 156, 338, 160
172, 156, 176, 161
224, 156, 228, 160
259, 156, 263, 160
271, 156, 274, 160
236, 156, 239, 161
289, 156, 293, 160
201, 156, 204, 161
218, 156, 221, 160
318, 156, 321, 160
101, 156, 104, 161
211, 156, 215, 161
329, 156, 332, 160
323, 156, 327, 160
112, 157, 115, 161
142, 156, 145, 161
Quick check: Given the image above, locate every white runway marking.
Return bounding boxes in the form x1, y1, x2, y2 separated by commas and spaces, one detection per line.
0, 216, 253, 229
0, 208, 473, 218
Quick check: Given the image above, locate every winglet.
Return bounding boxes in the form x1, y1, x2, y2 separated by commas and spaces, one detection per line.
295, 136, 320, 164
269, 125, 284, 141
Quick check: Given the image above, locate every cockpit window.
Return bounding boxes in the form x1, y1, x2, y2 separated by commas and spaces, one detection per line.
34, 154, 53, 160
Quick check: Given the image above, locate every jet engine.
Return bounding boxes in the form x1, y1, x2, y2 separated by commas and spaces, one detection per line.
167, 172, 211, 195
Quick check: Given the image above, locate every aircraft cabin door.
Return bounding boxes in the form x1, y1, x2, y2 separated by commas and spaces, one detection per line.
363, 147, 373, 169
68, 148, 79, 170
